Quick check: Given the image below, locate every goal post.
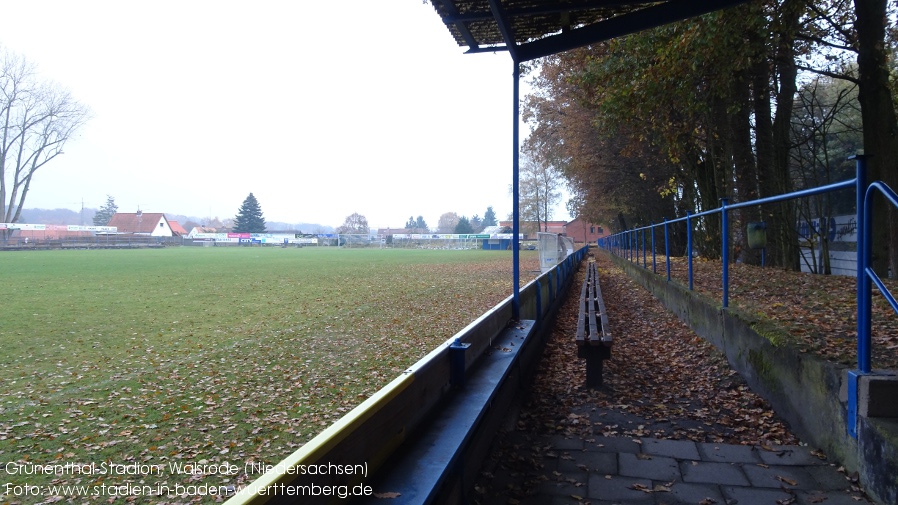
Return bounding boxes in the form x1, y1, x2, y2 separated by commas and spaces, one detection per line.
538, 232, 570, 273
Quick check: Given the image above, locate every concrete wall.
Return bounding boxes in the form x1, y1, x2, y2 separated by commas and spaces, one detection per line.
609, 253, 898, 505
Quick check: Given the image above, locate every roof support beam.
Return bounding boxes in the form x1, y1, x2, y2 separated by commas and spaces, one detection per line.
442, 1, 642, 24
515, 0, 751, 62
487, 0, 520, 62
433, 0, 481, 50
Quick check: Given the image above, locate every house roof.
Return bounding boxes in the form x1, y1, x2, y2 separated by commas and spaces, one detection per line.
429, 0, 750, 62
168, 220, 188, 236
107, 213, 168, 234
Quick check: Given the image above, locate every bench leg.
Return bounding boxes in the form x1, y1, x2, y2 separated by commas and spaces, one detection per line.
584, 347, 605, 388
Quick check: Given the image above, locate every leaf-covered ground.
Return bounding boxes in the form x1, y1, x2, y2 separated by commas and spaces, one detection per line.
647, 255, 898, 369
0, 248, 539, 504
518, 253, 798, 446
473, 251, 893, 503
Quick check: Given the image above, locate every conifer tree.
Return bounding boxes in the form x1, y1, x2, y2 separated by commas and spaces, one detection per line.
482, 206, 498, 227
93, 195, 118, 226
232, 193, 266, 233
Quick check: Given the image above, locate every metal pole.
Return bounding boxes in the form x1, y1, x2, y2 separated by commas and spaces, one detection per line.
642, 228, 647, 268
687, 211, 693, 291
721, 199, 730, 308
664, 218, 671, 282
849, 153, 869, 439
512, 61, 521, 320
855, 155, 871, 373
651, 222, 656, 273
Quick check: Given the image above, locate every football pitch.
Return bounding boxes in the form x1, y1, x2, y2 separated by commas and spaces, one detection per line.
0, 247, 538, 501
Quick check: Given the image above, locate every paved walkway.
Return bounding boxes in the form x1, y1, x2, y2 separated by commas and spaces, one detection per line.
473, 418, 872, 505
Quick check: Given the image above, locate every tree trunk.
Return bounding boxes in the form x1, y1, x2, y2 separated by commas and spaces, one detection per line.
730, 67, 762, 264
854, 0, 898, 278
770, 0, 802, 271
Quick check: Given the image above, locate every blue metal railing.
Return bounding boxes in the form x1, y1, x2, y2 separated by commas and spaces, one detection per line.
599, 178, 858, 308
598, 155, 898, 439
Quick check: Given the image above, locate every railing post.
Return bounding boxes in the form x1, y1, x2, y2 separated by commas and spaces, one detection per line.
651, 222, 656, 273
848, 153, 869, 439
855, 154, 871, 374
627, 229, 632, 261
664, 218, 671, 282
535, 279, 542, 323
642, 228, 647, 268
687, 211, 693, 291
721, 199, 729, 308
449, 338, 471, 388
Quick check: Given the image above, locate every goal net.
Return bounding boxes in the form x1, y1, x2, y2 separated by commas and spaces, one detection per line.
538, 232, 574, 273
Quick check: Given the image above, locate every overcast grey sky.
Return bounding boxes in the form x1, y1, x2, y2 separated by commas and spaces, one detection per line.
1, 0, 566, 229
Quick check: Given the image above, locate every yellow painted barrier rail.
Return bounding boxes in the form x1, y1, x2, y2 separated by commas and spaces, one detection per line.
225, 247, 588, 505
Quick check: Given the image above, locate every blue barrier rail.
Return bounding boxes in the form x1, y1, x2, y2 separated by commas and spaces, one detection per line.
598, 155, 897, 439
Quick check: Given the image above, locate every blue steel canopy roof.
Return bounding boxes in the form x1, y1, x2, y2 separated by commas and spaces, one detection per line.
430, 0, 751, 62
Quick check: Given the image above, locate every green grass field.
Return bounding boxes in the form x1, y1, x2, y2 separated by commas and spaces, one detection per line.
0, 247, 538, 502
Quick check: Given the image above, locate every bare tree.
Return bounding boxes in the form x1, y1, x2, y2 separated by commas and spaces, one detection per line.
436, 212, 459, 233
1, 48, 90, 224
516, 152, 562, 233
336, 212, 369, 234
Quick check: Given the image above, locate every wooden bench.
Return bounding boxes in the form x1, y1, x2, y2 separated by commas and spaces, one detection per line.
576, 258, 612, 387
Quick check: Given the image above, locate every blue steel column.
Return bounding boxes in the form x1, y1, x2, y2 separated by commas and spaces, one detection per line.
848, 154, 868, 439
721, 199, 730, 308
687, 211, 693, 290
642, 228, 647, 268
651, 222, 656, 273
512, 61, 521, 320
856, 155, 871, 373
664, 219, 671, 282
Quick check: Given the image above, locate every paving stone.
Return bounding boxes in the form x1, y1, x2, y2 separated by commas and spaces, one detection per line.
697, 442, 761, 464
539, 476, 589, 497
558, 450, 618, 474
618, 453, 681, 481
547, 434, 586, 451
757, 445, 827, 466
802, 464, 855, 491
722, 484, 797, 504
742, 463, 819, 490
640, 438, 701, 460
585, 436, 643, 454
664, 481, 725, 504
586, 474, 655, 502
795, 489, 873, 505
680, 461, 750, 486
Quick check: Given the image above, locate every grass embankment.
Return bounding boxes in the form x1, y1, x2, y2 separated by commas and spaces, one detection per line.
650, 255, 898, 368
0, 247, 537, 503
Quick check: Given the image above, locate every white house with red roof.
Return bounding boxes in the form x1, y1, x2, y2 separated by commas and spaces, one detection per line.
106, 212, 174, 237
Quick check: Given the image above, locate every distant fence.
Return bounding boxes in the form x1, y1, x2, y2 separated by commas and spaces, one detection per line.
1, 234, 184, 249
798, 214, 858, 276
